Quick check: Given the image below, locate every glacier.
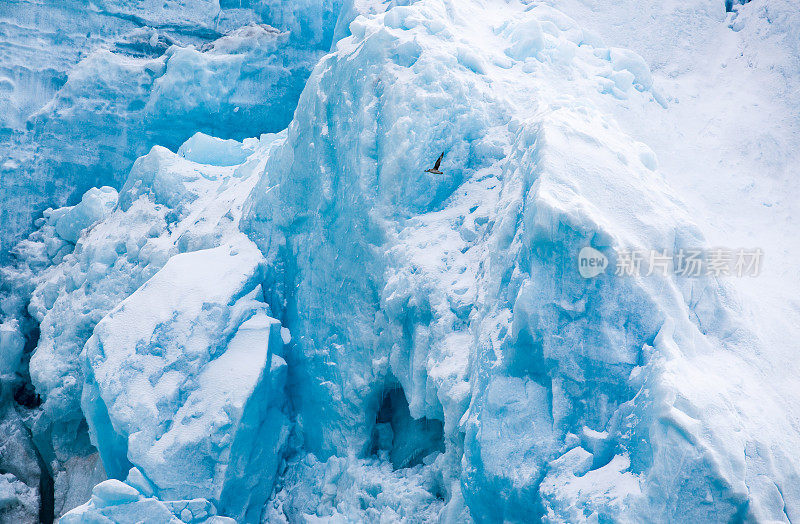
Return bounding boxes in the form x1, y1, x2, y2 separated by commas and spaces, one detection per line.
0, 0, 799, 522
0, 0, 341, 261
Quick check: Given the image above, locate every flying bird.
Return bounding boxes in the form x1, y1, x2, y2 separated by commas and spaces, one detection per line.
425, 152, 444, 174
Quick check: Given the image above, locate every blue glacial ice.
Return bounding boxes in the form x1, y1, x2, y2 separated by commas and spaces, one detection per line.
61, 473, 236, 524
1, 131, 282, 516
0, 0, 798, 522
0, 0, 341, 260
81, 243, 289, 522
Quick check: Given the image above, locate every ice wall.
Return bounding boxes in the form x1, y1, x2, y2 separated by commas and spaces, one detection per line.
1, 132, 282, 518
0, 0, 342, 261
242, 1, 800, 521
1, 0, 798, 522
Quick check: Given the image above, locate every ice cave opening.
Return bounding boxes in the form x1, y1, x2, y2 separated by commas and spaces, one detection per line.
371, 380, 445, 471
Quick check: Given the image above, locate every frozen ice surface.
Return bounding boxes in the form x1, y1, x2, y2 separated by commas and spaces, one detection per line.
53, 187, 119, 245
82, 243, 290, 521
0, 472, 38, 522
61, 472, 236, 524
178, 133, 257, 167
0, 0, 341, 260
1, 131, 279, 516
264, 454, 449, 522
1, 0, 799, 522
0, 321, 24, 377
243, 1, 800, 521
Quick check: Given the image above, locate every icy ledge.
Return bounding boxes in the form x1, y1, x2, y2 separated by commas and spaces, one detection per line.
81, 243, 290, 522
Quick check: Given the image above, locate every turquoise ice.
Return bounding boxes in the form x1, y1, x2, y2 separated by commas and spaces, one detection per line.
0, 0, 798, 522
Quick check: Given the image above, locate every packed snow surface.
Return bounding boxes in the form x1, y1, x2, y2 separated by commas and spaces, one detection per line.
0, 0, 798, 522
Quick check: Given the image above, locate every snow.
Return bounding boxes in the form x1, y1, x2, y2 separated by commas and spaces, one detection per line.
0, 472, 38, 523
82, 243, 290, 521
1, 0, 798, 522
540, 0, 800, 384
539, 448, 641, 523
264, 454, 447, 523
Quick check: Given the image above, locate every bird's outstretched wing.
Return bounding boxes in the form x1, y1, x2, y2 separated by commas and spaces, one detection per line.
433, 152, 444, 170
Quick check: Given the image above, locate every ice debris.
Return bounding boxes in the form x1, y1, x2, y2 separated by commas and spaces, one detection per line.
81, 243, 290, 521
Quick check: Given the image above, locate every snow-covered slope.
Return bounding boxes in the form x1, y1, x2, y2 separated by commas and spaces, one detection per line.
0, 0, 797, 522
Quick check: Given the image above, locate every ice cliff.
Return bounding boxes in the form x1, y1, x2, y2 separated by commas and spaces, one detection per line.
0, 0, 341, 260
0, 0, 798, 522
